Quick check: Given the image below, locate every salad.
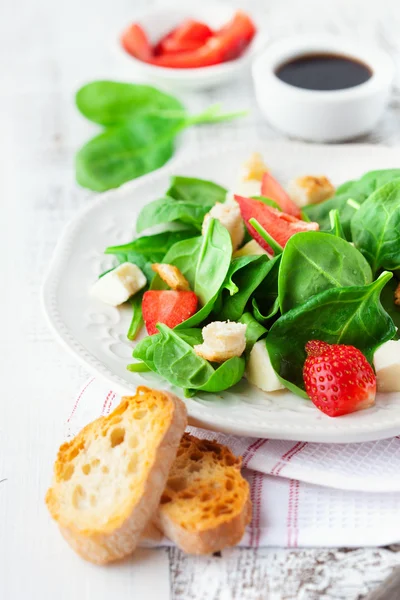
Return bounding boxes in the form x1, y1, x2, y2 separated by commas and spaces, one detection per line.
91, 153, 400, 417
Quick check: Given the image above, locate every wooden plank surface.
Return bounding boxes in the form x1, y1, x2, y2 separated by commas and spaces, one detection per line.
1, 0, 400, 598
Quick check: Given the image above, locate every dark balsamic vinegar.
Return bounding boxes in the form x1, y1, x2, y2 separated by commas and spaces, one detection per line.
275, 53, 372, 91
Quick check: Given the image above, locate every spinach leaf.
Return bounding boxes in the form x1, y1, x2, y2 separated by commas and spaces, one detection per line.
194, 218, 232, 306
136, 197, 210, 233
193, 357, 245, 393
167, 176, 227, 206
76, 81, 185, 127
127, 293, 144, 340
239, 312, 267, 353
351, 180, 400, 274
278, 232, 373, 313
153, 325, 244, 392
380, 277, 400, 340
251, 255, 281, 321
131, 334, 159, 370
108, 251, 156, 281
154, 325, 215, 388
252, 297, 280, 325
303, 169, 400, 236
127, 362, 151, 373
218, 255, 274, 321
105, 229, 197, 260
175, 219, 232, 328
151, 237, 202, 290
76, 113, 185, 192
174, 328, 204, 346
266, 272, 396, 394
327, 209, 346, 239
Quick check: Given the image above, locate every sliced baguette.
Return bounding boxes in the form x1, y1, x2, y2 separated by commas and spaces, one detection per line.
46, 386, 187, 564
156, 434, 252, 554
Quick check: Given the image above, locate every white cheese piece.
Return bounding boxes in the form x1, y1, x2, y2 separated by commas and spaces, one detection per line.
287, 176, 335, 208
246, 340, 284, 392
233, 239, 270, 259
373, 340, 400, 392
194, 321, 247, 363
91, 262, 147, 306
202, 199, 245, 251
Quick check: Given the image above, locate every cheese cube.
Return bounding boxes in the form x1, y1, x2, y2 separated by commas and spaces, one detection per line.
246, 340, 284, 392
91, 262, 147, 306
202, 200, 245, 251
373, 340, 400, 392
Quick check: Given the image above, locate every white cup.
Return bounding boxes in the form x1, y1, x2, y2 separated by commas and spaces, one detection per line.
252, 35, 394, 142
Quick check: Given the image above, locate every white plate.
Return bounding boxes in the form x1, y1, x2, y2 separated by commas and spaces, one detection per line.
43, 141, 400, 443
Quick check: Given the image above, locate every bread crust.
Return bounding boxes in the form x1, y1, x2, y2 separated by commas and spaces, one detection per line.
46, 388, 187, 564
155, 434, 252, 555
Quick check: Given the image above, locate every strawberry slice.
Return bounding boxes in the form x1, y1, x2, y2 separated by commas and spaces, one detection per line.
142, 290, 198, 335
261, 172, 301, 218
121, 24, 153, 61
235, 195, 319, 254
303, 341, 376, 417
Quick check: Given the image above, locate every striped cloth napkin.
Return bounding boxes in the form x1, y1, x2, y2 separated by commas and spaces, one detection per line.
67, 379, 400, 548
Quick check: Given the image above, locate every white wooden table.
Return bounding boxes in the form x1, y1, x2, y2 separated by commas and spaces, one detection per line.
2, 0, 400, 598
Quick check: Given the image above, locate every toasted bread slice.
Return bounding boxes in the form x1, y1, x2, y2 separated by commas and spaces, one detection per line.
156, 434, 252, 554
46, 386, 187, 564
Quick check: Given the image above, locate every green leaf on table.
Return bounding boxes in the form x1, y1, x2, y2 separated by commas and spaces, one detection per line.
266, 272, 396, 394
303, 169, 400, 237
76, 81, 185, 127
351, 180, 400, 274
278, 231, 373, 313
76, 114, 186, 192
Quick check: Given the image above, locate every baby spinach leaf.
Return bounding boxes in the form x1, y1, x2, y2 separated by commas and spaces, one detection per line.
252, 297, 280, 325
175, 219, 232, 328
278, 232, 373, 313
219, 255, 274, 321
76, 81, 185, 127
167, 176, 227, 206
239, 312, 267, 353
154, 324, 215, 388
327, 209, 346, 239
192, 357, 245, 393
151, 237, 202, 290
303, 169, 400, 236
380, 277, 400, 340
127, 293, 144, 340
173, 328, 204, 346
127, 362, 151, 373
351, 180, 400, 274
136, 197, 209, 233
76, 113, 185, 192
266, 272, 396, 394
194, 218, 232, 306
132, 334, 159, 370
105, 229, 197, 260
251, 255, 281, 320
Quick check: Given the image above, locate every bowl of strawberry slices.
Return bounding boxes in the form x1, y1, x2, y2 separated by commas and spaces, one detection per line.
117, 4, 265, 90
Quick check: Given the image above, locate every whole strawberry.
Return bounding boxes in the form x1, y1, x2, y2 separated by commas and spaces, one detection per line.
303, 340, 376, 417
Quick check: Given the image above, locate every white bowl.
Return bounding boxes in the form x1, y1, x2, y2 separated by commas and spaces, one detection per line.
116, 3, 266, 91
252, 35, 394, 142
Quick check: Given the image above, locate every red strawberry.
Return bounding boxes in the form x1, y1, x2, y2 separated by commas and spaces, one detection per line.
235, 195, 319, 254
261, 171, 301, 218
142, 290, 198, 335
303, 341, 376, 417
